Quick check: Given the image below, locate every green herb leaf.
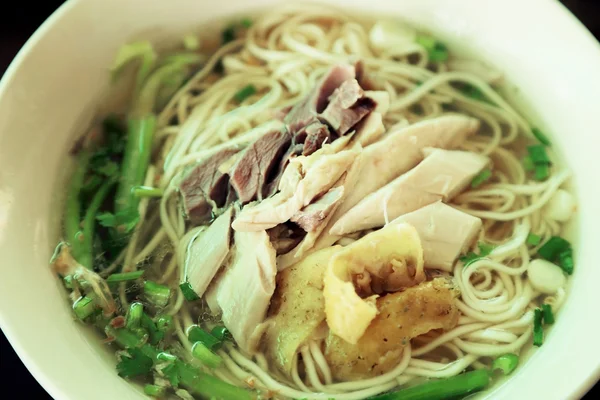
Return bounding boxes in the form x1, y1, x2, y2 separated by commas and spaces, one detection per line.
538, 236, 571, 262
116, 347, 154, 378
460, 242, 495, 267
141, 312, 164, 346
96, 161, 120, 178
416, 35, 449, 63
96, 208, 140, 234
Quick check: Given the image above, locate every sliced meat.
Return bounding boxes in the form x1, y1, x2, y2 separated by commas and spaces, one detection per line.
329, 115, 481, 233
284, 64, 356, 134
325, 277, 460, 381
184, 207, 233, 297
229, 128, 292, 204
297, 121, 333, 156
291, 186, 345, 232
179, 147, 239, 224
319, 79, 376, 136
331, 148, 490, 234
263, 246, 340, 374
263, 143, 304, 198
232, 147, 357, 232
210, 229, 277, 353
390, 201, 482, 271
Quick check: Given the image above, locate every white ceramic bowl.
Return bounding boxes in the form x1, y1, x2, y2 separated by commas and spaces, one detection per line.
1, 0, 600, 399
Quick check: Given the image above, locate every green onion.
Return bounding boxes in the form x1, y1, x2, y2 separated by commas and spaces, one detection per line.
157, 315, 173, 333
222, 26, 236, 44
558, 249, 574, 275
63, 275, 74, 289
144, 384, 165, 397
73, 296, 96, 320
107, 326, 253, 399
368, 369, 490, 400
132, 186, 164, 198
188, 326, 221, 350
106, 270, 144, 283
64, 151, 92, 266
141, 312, 164, 345
526, 234, 542, 246
460, 242, 495, 267
527, 145, 550, 165
180, 282, 200, 301
532, 127, 551, 146
533, 308, 544, 347
534, 164, 550, 181
234, 84, 257, 103
541, 304, 555, 325
459, 84, 491, 104
109, 41, 157, 96
126, 302, 144, 329
191, 342, 222, 369
522, 155, 535, 172
144, 281, 171, 307
416, 35, 449, 63
241, 18, 253, 28
183, 34, 200, 51
157, 352, 177, 362
471, 169, 492, 188
210, 326, 232, 341
492, 353, 519, 375
538, 236, 571, 262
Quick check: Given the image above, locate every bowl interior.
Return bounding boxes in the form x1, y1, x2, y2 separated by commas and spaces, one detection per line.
1, 0, 600, 399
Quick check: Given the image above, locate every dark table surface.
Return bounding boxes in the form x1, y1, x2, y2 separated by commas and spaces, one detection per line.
1, 0, 599, 398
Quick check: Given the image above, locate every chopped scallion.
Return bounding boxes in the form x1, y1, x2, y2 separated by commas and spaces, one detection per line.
416, 35, 449, 63
143, 281, 171, 308
73, 296, 96, 320
132, 185, 164, 198
558, 249, 574, 275
234, 84, 257, 103
538, 236, 571, 262
141, 312, 164, 345
144, 384, 166, 397
222, 26, 236, 44
471, 169, 492, 188
534, 163, 550, 181
179, 282, 200, 301
523, 155, 535, 172
210, 326, 232, 341
241, 18, 253, 28
541, 304, 555, 325
526, 233, 542, 246
527, 145, 551, 165
188, 326, 221, 350
157, 352, 177, 362
533, 308, 544, 346
532, 127, 551, 146
157, 315, 173, 333
126, 302, 144, 329
368, 369, 490, 400
191, 342, 222, 369
460, 242, 495, 267
106, 270, 144, 283
492, 353, 519, 375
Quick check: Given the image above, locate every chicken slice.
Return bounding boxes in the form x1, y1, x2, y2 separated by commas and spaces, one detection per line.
325, 277, 460, 381
334, 115, 480, 224
390, 202, 482, 271
351, 112, 385, 147
209, 230, 277, 353
232, 147, 358, 232
331, 148, 489, 234
291, 186, 345, 232
262, 246, 341, 374
184, 207, 233, 298
324, 223, 424, 344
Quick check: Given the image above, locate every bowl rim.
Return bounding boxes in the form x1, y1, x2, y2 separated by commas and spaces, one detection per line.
1, 0, 600, 399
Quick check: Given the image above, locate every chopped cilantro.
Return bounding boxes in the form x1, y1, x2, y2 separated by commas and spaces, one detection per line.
116, 347, 153, 378
96, 208, 140, 234
460, 242, 495, 267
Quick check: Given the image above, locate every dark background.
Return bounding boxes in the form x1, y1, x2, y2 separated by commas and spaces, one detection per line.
0, 0, 599, 398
